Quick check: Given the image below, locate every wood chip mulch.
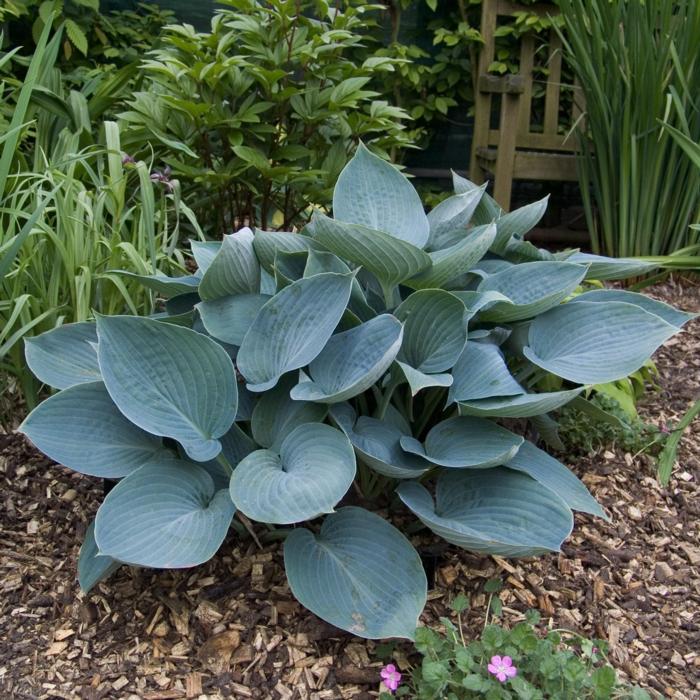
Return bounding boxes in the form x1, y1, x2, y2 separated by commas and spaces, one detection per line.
1, 279, 699, 700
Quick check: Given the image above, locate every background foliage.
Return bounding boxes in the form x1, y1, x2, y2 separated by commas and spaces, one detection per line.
118, 0, 414, 235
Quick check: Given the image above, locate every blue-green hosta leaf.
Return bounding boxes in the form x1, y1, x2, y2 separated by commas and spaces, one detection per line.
333, 142, 429, 248
198, 228, 260, 300
448, 342, 523, 404
20, 381, 163, 478
189, 239, 221, 274
490, 196, 549, 254
166, 292, 200, 316
284, 506, 427, 639
78, 521, 122, 593
311, 213, 431, 295
97, 316, 237, 461
396, 290, 467, 372
400, 416, 523, 468
251, 375, 327, 451
406, 223, 497, 290
274, 249, 308, 288
95, 457, 235, 568
291, 315, 403, 403
452, 171, 502, 224
451, 290, 511, 319
253, 229, 319, 272
397, 468, 574, 557
457, 388, 583, 418
230, 423, 355, 524
197, 293, 271, 346
25, 321, 99, 389
330, 403, 430, 479
304, 250, 376, 322
425, 185, 487, 251
505, 441, 605, 518
200, 423, 258, 490
524, 301, 678, 384
396, 363, 453, 395
111, 270, 200, 298
476, 262, 587, 322
567, 252, 657, 281
237, 272, 355, 392
569, 289, 696, 328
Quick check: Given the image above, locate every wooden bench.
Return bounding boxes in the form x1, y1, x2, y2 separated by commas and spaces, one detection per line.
469, 0, 583, 211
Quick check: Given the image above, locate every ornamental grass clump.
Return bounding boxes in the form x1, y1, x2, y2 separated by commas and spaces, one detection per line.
20, 145, 695, 640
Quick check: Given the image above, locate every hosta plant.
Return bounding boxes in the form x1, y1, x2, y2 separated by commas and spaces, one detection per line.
19, 145, 695, 640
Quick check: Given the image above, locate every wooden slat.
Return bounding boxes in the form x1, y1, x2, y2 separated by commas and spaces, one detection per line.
478, 74, 526, 94
543, 32, 563, 135
493, 93, 521, 209
469, 0, 499, 185
517, 34, 535, 135
497, 0, 556, 18
512, 151, 578, 181
486, 130, 576, 152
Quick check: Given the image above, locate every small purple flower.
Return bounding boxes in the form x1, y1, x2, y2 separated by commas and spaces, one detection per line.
488, 655, 517, 683
150, 166, 175, 192
121, 153, 136, 165
380, 664, 401, 693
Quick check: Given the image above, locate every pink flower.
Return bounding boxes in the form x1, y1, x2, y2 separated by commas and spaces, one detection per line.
380, 664, 401, 692
488, 655, 517, 682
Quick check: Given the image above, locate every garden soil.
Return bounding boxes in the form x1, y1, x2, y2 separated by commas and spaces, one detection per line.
1, 279, 698, 700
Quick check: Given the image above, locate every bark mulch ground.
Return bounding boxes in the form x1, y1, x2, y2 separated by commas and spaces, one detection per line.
1, 279, 698, 700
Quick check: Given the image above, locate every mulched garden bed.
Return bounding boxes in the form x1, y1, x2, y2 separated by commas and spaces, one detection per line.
1, 279, 698, 700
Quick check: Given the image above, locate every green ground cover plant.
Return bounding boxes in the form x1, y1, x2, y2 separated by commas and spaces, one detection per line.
377, 594, 650, 698
19, 145, 695, 639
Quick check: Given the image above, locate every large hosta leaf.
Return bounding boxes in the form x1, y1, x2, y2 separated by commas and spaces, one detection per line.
524, 301, 678, 384
253, 230, 319, 272
95, 457, 235, 568
451, 290, 510, 319
457, 387, 583, 418
251, 375, 327, 451
284, 506, 427, 639
97, 316, 237, 461
237, 272, 354, 392
505, 441, 605, 518
333, 142, 429, 248
24, 321, 100, 389
397, 468, 573, 556
452, 171, 502, 224
197, 293, 271, 346
230, 423, 355, 524
20, 381, 163, 478
310, 213, 431, 296
448, 342, 523, 404
112, 270, 200, 297
400, 416, 522, 468
330, 403, 430, 479
394, 290, 467, 395
78, 521, 122, 593
201, 423, 258, 490
476, 262, 587, 322
291, 315, 403, 403
189, 239, 222, 273
406, 223, 497, 290
198, 228, 260, 300
490, 196, 549, 254
425, 185, 487, 251
569, 289, 695, 329
567, 252, 657, 281
305, 250, 377, 322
